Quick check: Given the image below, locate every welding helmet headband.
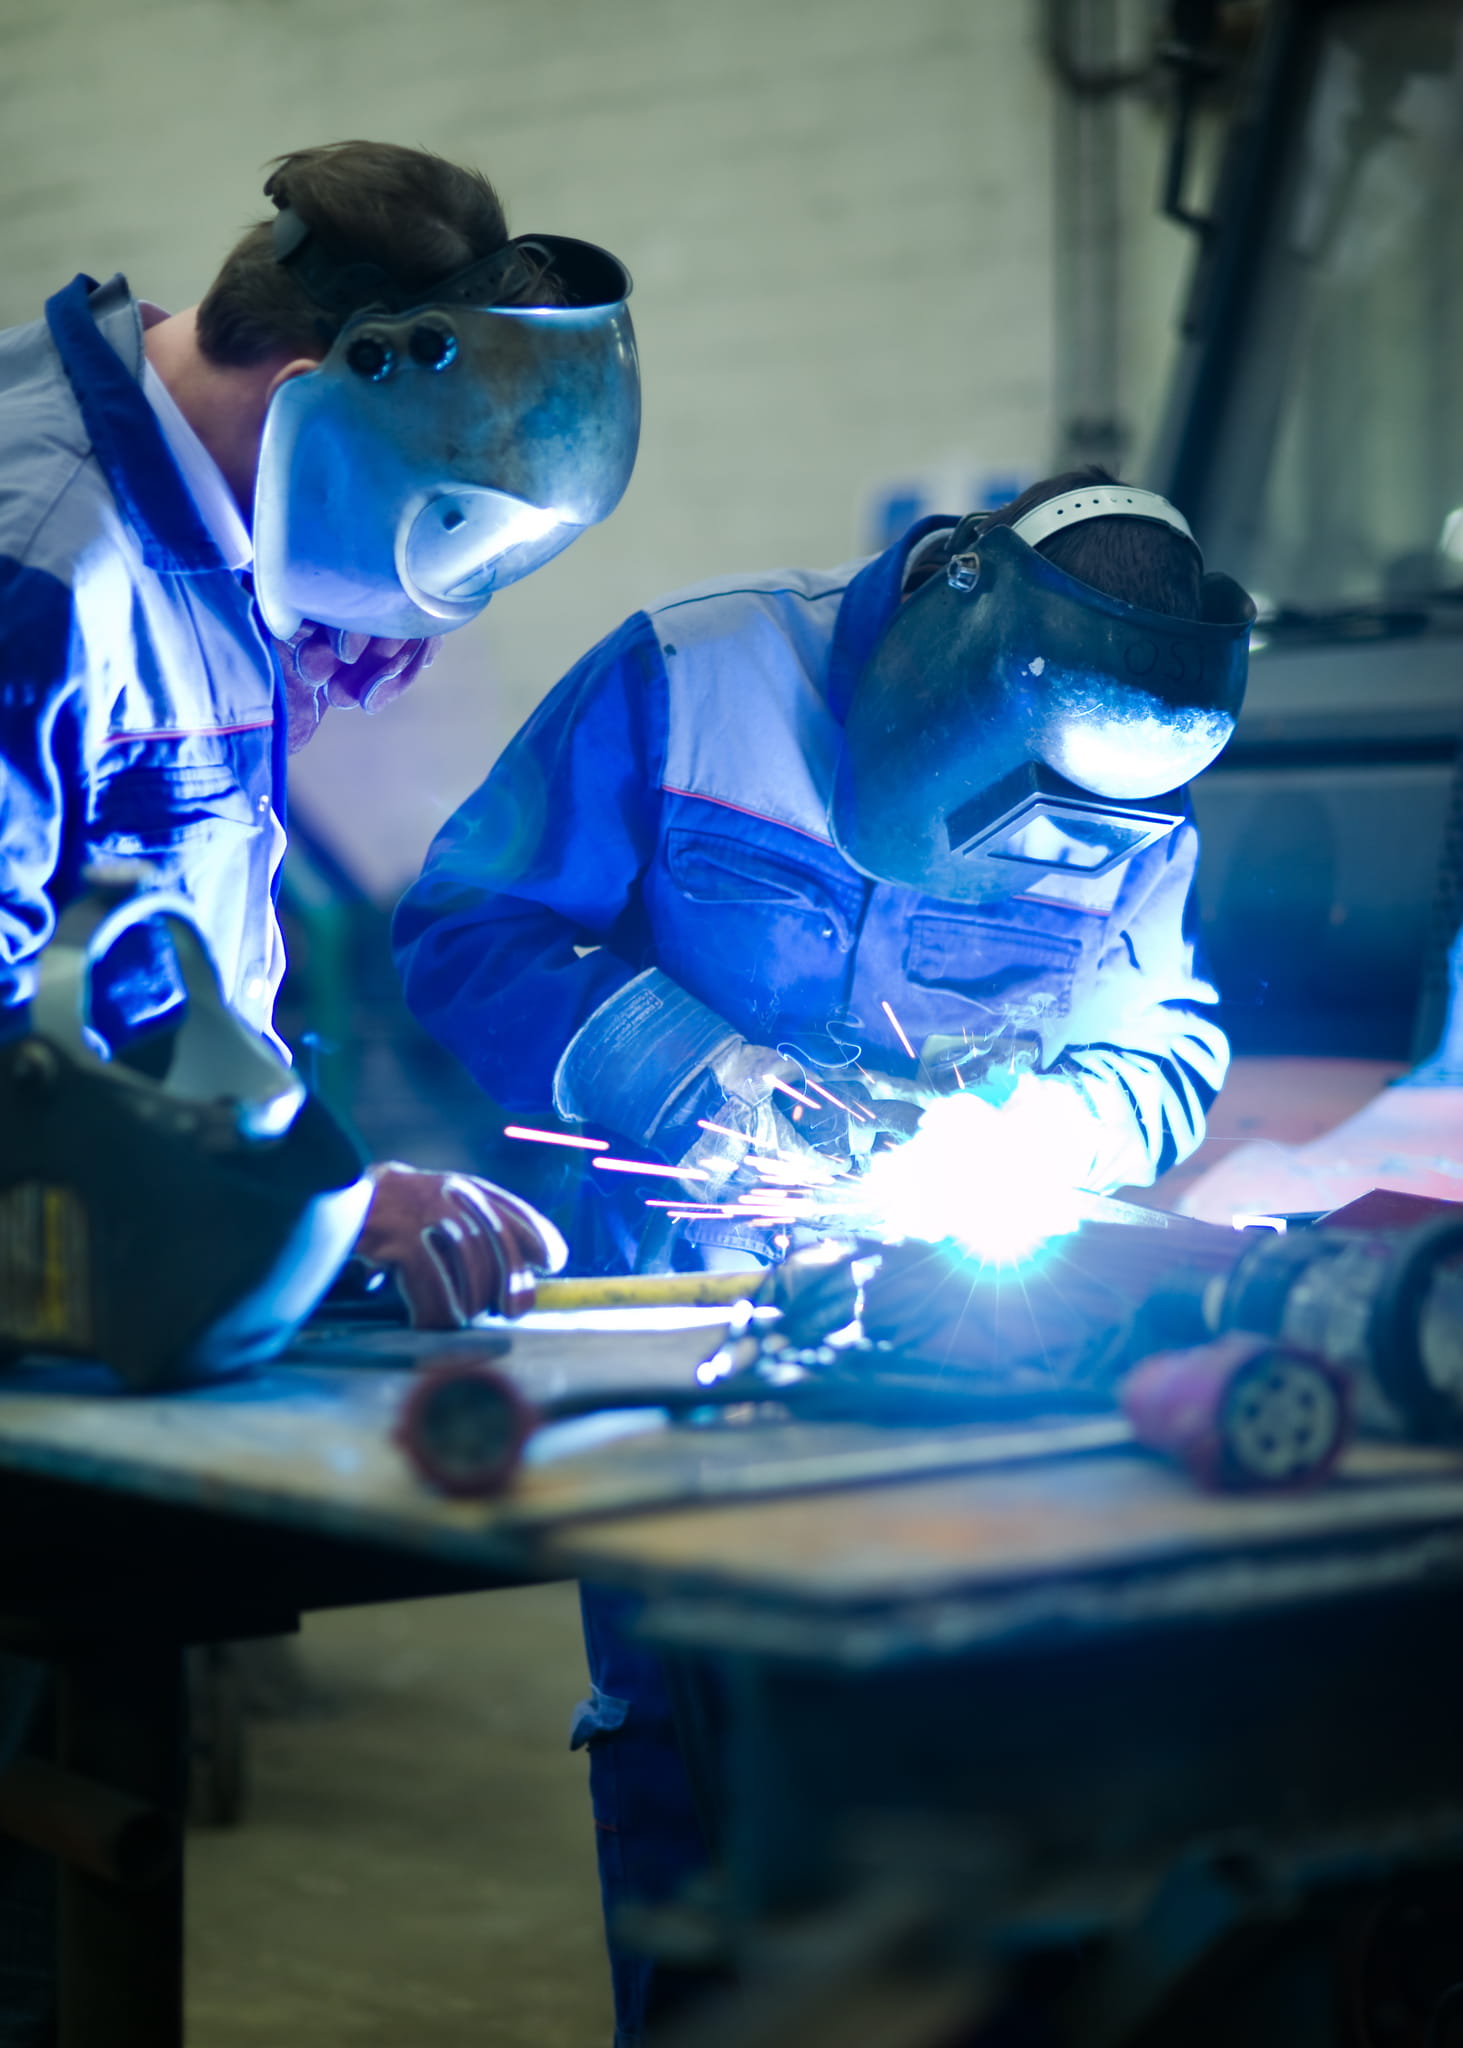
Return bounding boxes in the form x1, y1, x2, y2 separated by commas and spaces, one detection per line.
252, 225, 640, 640
0, 883, 372, 1389
830, 497, 1254, 903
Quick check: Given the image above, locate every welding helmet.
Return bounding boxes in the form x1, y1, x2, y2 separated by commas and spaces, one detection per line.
0, 882, 372, 1390
252, 215, 640, 641
830, 486, 1255, 903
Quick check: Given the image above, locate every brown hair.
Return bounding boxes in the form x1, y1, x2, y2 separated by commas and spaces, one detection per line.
197, 140, 554, 367
982, 466, 1203, 619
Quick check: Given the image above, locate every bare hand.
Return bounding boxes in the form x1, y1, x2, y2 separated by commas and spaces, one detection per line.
276, 626, 441, 750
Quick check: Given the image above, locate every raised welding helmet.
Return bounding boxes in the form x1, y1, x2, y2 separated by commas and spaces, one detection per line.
252, 210, 640, 640
0, 883, 372, 1390
830, 485, 1255, 903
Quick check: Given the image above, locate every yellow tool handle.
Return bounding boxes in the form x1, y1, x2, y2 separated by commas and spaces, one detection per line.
532, 1271, 767, 1311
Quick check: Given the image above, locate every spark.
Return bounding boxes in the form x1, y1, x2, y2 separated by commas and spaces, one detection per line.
805, 1077, 874, 1121
770, 1075, 825, 1114
697, 1117, 753, 1144
594, 1156, 714, 1181
881, 1000, 917, 1061
504, 1125, 609, 1151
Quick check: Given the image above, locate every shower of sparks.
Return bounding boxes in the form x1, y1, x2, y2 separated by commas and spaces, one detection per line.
880, 1000, 917, 1061
622, 1035, 1089, 1267
504, 1125, 609, 1152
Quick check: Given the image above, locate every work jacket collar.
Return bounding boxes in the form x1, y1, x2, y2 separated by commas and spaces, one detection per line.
825, 514, 955, 723
45, 274, 230, 578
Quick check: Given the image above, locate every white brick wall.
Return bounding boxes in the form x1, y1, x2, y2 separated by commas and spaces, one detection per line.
0, 0, 1198, 899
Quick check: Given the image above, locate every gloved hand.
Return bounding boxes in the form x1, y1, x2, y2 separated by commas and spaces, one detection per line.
276, 625, 441, 751
553, 970, 923, 1199
354, 1163, 568, 1327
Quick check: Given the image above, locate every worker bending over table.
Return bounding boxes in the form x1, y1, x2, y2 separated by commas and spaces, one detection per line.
0, 137, 644, 1323
394, 469, 1255, 2041
0, 138, 639, 2042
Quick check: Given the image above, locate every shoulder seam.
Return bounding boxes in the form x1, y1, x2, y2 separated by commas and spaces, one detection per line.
3, 447, 95, 578
651, 581, 851, 621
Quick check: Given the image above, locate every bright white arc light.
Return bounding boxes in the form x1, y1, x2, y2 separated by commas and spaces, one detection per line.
855, 1080, 1094, 1265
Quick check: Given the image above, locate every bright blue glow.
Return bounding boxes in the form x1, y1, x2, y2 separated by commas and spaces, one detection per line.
852, 1081, 1092, 1265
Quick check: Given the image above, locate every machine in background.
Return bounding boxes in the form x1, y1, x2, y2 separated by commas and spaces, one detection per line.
1150, 0, 1463, 1061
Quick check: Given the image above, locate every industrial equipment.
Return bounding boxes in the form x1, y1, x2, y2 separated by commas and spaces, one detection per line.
1150, 0, 1463, 1061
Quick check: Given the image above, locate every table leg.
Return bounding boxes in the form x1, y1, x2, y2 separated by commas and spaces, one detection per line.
56, 1641, 185, 2048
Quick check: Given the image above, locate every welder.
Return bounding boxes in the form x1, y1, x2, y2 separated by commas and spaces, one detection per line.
0, 138, 638, 2039
393, 468, 1254, 2042
0, 138, 640, 1327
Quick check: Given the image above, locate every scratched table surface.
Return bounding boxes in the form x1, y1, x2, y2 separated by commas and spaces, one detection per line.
542, 1437, 1463, 1664
0, 1311, 1129, 1570
1, 1313, 1462, 1644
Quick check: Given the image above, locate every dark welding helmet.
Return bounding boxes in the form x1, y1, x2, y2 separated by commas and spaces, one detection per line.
0, 883, 372, 1390
830, 485, 1255, 903
253, 217, 640, 640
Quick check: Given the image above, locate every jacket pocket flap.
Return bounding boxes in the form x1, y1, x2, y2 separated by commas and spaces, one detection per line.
665, 826, 857, 939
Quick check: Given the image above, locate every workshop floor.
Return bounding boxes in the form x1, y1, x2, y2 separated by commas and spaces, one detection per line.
186, 1584, 613, 2048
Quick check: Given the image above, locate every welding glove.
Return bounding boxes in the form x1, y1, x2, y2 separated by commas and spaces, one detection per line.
354, 1163, 568, 1326
275, 624, 441, 752
552, 969, 884, 1193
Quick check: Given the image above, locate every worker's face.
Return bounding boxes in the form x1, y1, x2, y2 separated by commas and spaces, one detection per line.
274, 625, 441, 752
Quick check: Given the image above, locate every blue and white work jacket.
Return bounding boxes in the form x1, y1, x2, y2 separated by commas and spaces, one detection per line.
0, 275, 287, 1045
395, 523, 1229, 1202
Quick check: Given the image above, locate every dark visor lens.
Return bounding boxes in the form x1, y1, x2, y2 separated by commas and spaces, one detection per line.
954, 796, 1177, 876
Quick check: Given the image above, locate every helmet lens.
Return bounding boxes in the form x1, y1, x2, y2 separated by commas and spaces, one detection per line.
951, 792, 1178, 878
401, 489, 567, 611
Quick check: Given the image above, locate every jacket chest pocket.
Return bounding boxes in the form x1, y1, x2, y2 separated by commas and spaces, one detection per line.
89, 762, 260, 857
663, 827, 861, 948
906, 909, 1086, 1020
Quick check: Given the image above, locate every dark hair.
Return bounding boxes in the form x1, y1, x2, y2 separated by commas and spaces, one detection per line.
981, 465, 1202, 619
197, 140, 559, 367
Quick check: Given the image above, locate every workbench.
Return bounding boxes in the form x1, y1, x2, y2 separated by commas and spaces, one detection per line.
543, 1436, 1463, 2047
4, 1314, 1463, 2047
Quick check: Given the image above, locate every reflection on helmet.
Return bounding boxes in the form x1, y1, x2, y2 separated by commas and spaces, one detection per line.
253, 235, 640, 641
831, 511, 1255, 904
